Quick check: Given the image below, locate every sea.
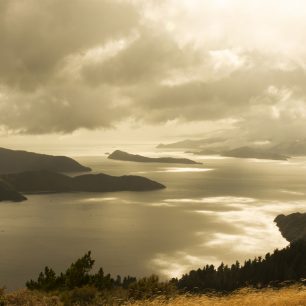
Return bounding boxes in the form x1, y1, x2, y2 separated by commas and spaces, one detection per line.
1, 144, 306, 289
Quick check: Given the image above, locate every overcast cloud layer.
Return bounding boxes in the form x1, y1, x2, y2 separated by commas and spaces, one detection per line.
1, 0, 306, 142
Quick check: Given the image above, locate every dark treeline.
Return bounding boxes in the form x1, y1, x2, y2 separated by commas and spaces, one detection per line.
26, 251, 137, 292
175, 239, 306, 292
27, 240, 306, 299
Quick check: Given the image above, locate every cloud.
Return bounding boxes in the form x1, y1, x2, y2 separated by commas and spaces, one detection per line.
1, 0, 306, 142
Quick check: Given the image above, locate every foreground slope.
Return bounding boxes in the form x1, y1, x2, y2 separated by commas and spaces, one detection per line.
108, 150, 201, 164
2, 286, 306, 306
127, 287, 306, 306
1, 170, 166, 193
0, 147, 91, 174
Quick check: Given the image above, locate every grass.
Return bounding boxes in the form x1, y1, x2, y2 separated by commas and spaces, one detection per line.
1, 286, 306, 305
126, 286, 306, 306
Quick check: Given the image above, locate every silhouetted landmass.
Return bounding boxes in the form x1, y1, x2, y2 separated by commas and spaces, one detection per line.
274, 213, 306, 242
157, 137, 224, 149
176, 239, 306, 292
0, 179, 26, 202
0, 147, 91, 174
1, 170, 165, 194
108, 150, 201, 164
221, 146, 289, 161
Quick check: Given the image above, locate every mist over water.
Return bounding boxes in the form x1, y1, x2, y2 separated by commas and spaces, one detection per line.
1, 146, 306, 290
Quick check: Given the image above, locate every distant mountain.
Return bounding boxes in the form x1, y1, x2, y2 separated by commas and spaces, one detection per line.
1, 170, 165, 194
108, 150, 201, 164
157, 137, 224, 149
270, 140, 306, 156
0, 147, 91, 174
274, 213, 306, 242
0, 179, 26, 202
221, 146, 289, 161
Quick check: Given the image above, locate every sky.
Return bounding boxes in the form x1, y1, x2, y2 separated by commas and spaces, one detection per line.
1, 0, 306, 151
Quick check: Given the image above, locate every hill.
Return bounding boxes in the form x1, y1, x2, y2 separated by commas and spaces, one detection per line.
221, 146, 289, 161
108, 150, 201, 164
0, 179, 26, 202
157, 137, 225, 149
0, 170, 166, 194
0, 147, 91, 174
274, 213, 306, 242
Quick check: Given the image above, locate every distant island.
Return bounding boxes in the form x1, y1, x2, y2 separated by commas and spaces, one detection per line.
0, 170, 165, 195
157, 137, 225, 149
108, 150, 201, 164
0, 179, 26, 202
274, 213, 306, 242
221, 146, 289, 161
0, 147, 91, 174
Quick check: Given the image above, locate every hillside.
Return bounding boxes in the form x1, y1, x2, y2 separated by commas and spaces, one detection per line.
221, 146, 289, 161
0, 179, 26, 202
0, 170, 166, 193
2, 286, 306, 306
274, 213, 306, 242
108, 150, 201, 164
127, 287, 306, 306
157, 137, 225, 149
0, 147, 91, 174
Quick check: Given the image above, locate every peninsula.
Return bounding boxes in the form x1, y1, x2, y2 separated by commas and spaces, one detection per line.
0, 147, 91, 174
0, 170, 166, 194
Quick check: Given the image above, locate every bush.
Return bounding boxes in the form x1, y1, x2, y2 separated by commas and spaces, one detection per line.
61, 286, 98, 306
128, 275, 177, 300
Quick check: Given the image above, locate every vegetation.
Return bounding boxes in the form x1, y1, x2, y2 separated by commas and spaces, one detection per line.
1, 240, 304, 305
176, 239, 306, 292
1, 286, 306, 306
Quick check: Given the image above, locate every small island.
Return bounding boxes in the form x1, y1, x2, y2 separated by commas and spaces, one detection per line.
0, 147, 91, 174
274, 213, 306, 242
0, 170, 166, 195
108, 150, 201, 164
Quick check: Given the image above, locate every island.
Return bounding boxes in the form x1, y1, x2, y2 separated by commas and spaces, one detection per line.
0, 170, 166, 194
108, 150, 201, 164
274, 213, 306, 242
157, 137, 224, 149
0, 179, 26, 202
221, 146, 289, 161
0, 147, 91, 174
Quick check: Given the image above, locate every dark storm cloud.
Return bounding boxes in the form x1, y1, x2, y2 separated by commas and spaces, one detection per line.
0, 0, 139, 89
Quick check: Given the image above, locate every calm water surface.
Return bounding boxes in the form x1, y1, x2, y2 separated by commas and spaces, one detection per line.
1, 148, 306, 289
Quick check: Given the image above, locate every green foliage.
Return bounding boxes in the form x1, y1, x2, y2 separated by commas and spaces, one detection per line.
26, 266, 58, 291
26, 251, 137, 294
64, 251, 95, 289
